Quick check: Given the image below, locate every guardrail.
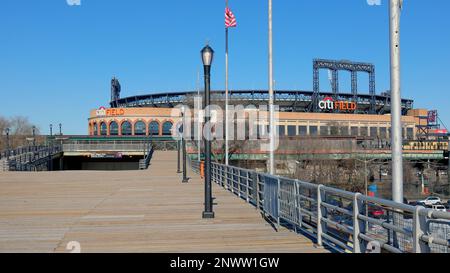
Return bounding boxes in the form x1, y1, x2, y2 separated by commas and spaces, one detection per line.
0, 145, 47, 160
139, 146, 155, 170
191, 161, 450, 253
8, 145, 63, 171
63, 140, 177, 152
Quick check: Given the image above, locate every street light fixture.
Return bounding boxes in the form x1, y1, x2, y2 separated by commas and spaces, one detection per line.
5, 128, 10, 160
181, 111, 189, 183
50, 124, 53, 137
32, 126, 36, 147
201, 44, 215, 219
177, 139, 182, 174
59, 123, 62, 136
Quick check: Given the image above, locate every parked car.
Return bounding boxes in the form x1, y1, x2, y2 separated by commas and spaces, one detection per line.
445, 200, 450, 210
417, 201, 427, 207
368, 206, 385, 219
421, 196, 442, 206
431, 204, 447, 212
347, 204, 386, 219
409, 201, 421, 206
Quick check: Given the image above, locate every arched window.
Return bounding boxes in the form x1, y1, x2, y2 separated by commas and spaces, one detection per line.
100, 122, 107, 136
149, 121, 160, 136
109, 121, 119, 136
162, 121, 173, 136
93, 123, 98, 136
121, 121, 132, 136
134, 121, 146, 136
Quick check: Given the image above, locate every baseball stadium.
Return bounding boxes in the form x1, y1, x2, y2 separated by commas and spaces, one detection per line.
88, 59, 446, 144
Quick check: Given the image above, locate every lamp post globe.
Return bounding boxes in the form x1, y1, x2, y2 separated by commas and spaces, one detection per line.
201, 45, 214, 67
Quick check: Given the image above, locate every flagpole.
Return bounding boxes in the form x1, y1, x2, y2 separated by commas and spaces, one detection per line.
268, 0, 275, 175
225, 0, 229, 166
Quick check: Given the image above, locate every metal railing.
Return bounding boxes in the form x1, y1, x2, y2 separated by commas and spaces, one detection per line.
0, 145, 47, 160
63, 140, 177, 152
191, 161, 450, 253
139, 146, 155, 170
7, 145, 62, 171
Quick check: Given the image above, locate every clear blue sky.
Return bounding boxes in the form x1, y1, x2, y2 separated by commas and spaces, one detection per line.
0, 0, 449, 134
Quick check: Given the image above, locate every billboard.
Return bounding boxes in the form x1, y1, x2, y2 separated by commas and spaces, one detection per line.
427, 110, 438, 126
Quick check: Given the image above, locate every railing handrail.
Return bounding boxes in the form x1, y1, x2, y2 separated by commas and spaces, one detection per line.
191, 159, 450, 253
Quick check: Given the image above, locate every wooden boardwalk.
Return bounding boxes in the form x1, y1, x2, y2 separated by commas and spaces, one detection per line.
0, 151, 327, 253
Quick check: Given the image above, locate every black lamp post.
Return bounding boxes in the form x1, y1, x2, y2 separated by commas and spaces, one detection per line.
50, 124, 53, 137
177, 138, 182, 174
181, 112, 189, 183
201, 44, 215, 219
59, 123, 62, 136
5, 128, 10, 160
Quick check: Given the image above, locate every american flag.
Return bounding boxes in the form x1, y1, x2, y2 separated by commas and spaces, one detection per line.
225, 7, 237, 28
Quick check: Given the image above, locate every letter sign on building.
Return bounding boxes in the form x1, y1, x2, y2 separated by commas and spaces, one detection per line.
318, 97, 356, 112
96, 107, 125, 117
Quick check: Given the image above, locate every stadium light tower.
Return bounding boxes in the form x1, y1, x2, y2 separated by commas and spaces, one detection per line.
389, 0, 404, 203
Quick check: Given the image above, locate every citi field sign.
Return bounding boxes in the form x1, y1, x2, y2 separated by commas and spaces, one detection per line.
318, 97, 357, 112
96, 107, 125, 117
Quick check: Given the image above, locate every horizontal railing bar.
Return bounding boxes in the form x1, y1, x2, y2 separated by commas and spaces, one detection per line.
420, 234, 450, 248
358, 215, 411, 236
358, 233, 403, 253
321, 233, 353, 252
358, 195, 415, 213
322, 186, 356, 199
321, 202, 353, 217
321, 218, 353, 235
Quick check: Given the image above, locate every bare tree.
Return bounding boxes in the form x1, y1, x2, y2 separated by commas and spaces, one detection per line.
0, 115, 41, 150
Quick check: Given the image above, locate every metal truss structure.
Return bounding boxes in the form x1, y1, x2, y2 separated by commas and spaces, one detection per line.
110, 59, 412, 115
312, 59, 376, 113
112, 89, 413, 115
110, 77, 121, 108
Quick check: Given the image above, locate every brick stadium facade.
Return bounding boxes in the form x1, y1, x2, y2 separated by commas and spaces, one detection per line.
88, 106, 427, 141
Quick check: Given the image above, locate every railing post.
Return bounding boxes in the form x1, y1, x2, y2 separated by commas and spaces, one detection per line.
353, 193, 365, 253
413, 206, 431, 253
277, 178, 281, 229
238, 169, 242, 198
256, 174, 260, 211
221, 165, 225, 188
294, 180, 301, 232
246, 171, 250, 203
230, 167, 234, 194
316, 185, 323, 247
295, 181, 302, 229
